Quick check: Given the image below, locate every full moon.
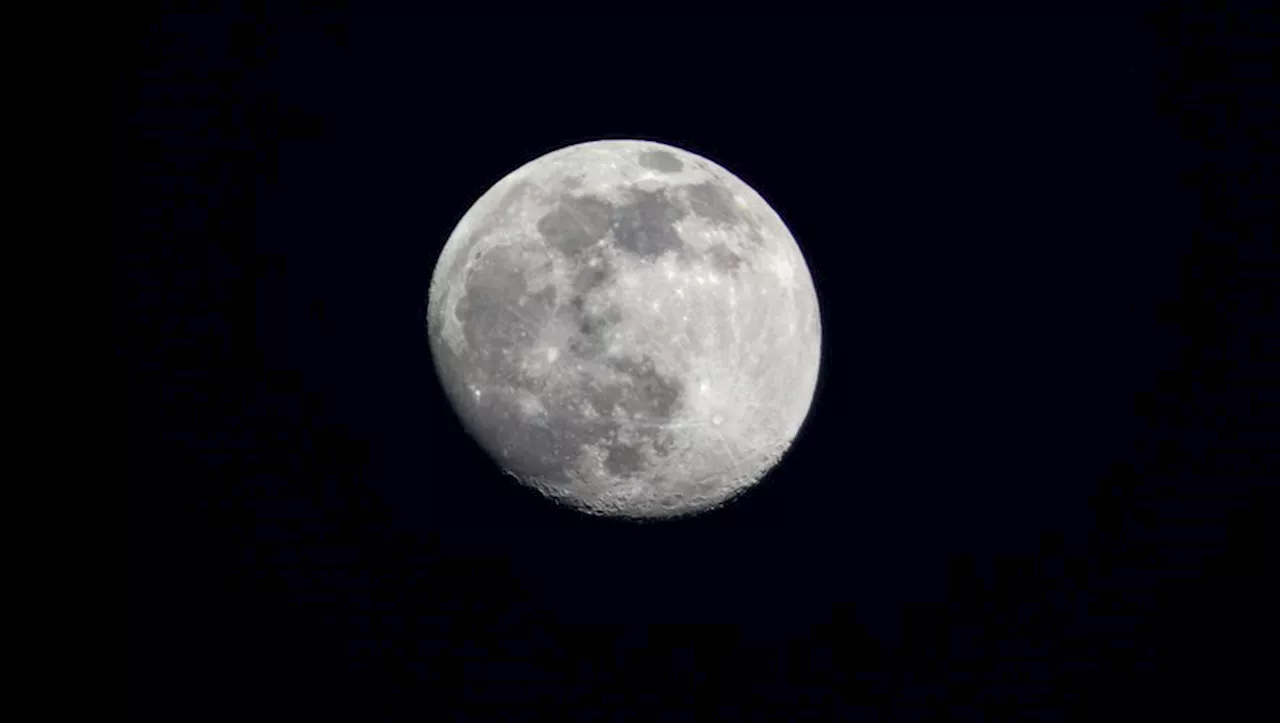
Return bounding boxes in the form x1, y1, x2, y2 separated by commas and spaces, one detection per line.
427, 140, 821, 519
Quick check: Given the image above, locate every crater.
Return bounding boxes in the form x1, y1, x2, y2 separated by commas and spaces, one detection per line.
637, 149, 684, 173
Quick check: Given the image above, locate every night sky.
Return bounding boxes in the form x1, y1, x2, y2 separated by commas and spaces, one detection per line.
122, 7, 1277, 719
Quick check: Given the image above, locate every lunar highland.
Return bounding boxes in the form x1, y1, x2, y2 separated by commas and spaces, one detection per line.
427, 139, 821, 519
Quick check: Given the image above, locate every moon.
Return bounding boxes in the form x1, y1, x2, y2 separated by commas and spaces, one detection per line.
427, 139, 821, 519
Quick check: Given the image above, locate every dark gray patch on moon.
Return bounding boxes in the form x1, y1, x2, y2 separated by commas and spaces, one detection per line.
606, 355, 684, 421
706, 243, 745, 273
583, 375, 625, 416
537, 195, 613, 256
637, 149, 684, 173
456, 313, 684, 483
443, 181, 535, 292
592, 354, 684, 476
603, 442, 647, 475
559, 300, 621, 359
507, 183, 694, 480
462, 178, 745, 478
470, 392, 584, 480
537, 185, 695, 265
685, 181, 743, 227
448, 266, 688, 485
611, 189, 688, 259
456, 246, 558, 378
469, 378, 667, 489
573, 261, 612, 295
575, 311, 613, 350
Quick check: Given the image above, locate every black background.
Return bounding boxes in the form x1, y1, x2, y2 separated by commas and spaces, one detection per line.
121, 6, 1278, 719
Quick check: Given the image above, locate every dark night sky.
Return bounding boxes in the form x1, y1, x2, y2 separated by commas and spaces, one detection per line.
122, 7, 1277, 720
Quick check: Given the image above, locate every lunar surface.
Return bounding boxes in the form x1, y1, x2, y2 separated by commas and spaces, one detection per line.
427, 139, 821, 519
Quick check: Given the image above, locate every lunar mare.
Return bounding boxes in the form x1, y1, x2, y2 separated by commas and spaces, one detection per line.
427, 139, 821, 518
